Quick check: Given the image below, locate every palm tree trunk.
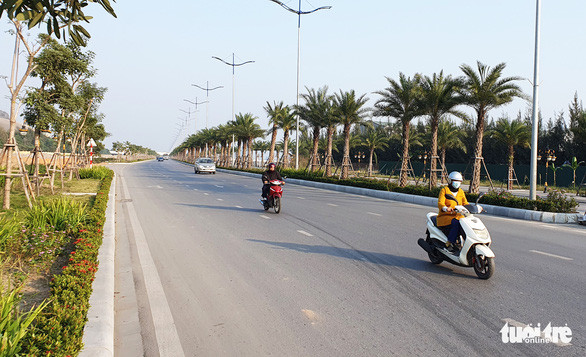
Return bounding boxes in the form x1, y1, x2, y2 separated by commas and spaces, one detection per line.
283, 130, 290, 168
441, 148, 447, 184
507, 145, 514, 191
399, 122, 411, 187
311, 126, 320, 171
325, 126, 334, 176
368, 148, 374, 177
429, 116, 439, 188
268, 124, 278, 163
247, 138, 253, 168
469, 109, 486, 194
341, 124, 351, 179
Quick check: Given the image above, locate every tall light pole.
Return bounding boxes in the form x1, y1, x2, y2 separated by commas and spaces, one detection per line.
269, 0, 331, 169
212, 53, 255, 125
192, 81, 223, 129
529, 0, 541, 200
183, 98, 208, 134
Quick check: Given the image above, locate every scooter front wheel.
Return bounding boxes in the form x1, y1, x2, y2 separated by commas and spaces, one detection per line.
273, 197, 281, 214
473, 255, 495, 279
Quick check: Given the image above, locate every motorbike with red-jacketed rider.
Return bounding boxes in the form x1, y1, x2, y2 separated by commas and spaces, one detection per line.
260, 179, 285, 213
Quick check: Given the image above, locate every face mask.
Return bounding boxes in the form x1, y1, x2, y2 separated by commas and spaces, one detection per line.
452, 181, 461, 189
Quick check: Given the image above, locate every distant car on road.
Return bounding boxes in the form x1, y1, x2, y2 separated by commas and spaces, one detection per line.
163, 154, 170, 160
157, 156, 164, 161
194, 158, 216, 174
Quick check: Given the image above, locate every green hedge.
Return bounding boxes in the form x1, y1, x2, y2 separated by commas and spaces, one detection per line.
219, 166, 578, 213
22, 168, 114, 355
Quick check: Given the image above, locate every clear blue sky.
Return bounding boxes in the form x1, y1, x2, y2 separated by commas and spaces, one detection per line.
1, 1, 585, 152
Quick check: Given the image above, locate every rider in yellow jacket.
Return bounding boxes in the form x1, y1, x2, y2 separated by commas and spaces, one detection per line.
437, 171, 468, 251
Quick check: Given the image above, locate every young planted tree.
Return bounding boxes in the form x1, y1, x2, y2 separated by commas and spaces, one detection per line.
374, 73, 423, 187
1, 0, 116, 209
333, 90, 369, 179
459, 61, 524, 193
488, 118, 531, 190
419, 71, 465, 187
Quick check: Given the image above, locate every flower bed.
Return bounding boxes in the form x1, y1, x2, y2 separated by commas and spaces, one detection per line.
20, 168, 114, 355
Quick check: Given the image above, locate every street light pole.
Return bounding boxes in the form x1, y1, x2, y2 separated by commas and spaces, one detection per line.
212, 53, 255, 125
184, 98, 208, 134
529, 0, 541, 200
269, 0, 331, 169
192, 82, 223, 129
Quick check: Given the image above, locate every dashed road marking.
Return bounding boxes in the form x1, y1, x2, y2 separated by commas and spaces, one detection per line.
193, 188, 198, 191
297, 196, 305, 200
217, 198, 224, 201
327, 203, 338, 207
529, 250, 573, 261
235, 205, 243, 209
297, 230, 314, 237
214, 185, 224, 188
204, 193, 209, 196
367, 212, 382, 217
260, 215, 271, 220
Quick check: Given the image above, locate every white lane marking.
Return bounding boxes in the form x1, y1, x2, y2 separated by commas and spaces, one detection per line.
120, 176, 185, 356
260, 215, 271, 220
529, 250, 573, 261
327, 203, 338, 207
214, 185, 224, 188
193, 188, 198, 191
297, 196, 305, 200
501, 318, 572, 347
297, 230, 314, 237
217, 198, 224, 201
235, 205, 243, 209
204, 193, 209, 196
367, 212, 382, 217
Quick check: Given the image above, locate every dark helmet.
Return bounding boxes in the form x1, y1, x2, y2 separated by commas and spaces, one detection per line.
268, 162, 276, 168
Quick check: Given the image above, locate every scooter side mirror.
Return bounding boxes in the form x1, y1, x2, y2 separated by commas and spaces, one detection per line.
476, 192, 486, 205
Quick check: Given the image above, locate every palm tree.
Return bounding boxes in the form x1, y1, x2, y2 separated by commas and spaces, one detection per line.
437, 120, 467, 181
274, 106, 296, 168
374, 73, 423, 186
459, 61, 524, 193
332, 90, 369, 179
264, 101, 284, 164
419, 71, 465, 187
563, 157, 584, 188
235, 113, 264, 168
297, 86, 331, 171
488, 117, 530, 190
361, 127, 389, 177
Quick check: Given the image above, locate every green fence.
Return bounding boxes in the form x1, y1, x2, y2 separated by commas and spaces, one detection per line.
378, 161, 586, 188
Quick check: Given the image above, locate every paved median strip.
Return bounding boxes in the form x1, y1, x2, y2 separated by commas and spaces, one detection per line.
529, 250, 573, 261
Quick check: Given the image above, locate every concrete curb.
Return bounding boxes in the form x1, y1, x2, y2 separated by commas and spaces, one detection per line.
80, 173, 116, 357
216, 168, 581, 224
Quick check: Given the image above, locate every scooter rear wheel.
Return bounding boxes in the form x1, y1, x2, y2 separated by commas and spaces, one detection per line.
273, 197, 281, 214
473, 255, 494, 279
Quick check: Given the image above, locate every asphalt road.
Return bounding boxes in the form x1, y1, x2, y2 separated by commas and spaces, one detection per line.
112, 160, 586, 357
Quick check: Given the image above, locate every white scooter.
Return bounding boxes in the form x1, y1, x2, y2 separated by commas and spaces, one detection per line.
417, 193, 495, 279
